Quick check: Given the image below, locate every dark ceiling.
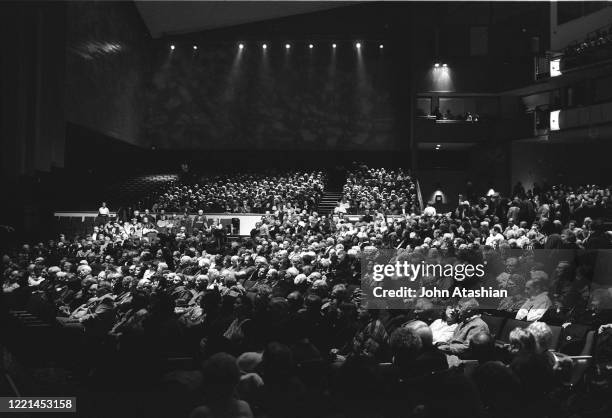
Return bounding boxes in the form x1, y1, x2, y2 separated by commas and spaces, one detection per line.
135, 1, 355, 38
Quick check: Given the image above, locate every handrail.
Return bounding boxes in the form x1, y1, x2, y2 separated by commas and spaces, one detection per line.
53, 211, 266, 219
416, 179, 425, 214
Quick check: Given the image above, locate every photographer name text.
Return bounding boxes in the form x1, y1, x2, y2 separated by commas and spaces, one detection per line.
372, 286, 507, 299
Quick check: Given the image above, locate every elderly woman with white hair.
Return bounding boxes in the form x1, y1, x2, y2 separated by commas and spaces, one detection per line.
508, 327, 537, 355
526, 321, 554, 354
516, 274, 552, 321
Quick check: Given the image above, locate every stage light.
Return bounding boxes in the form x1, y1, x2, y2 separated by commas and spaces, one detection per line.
170, 45, 175, 50
193, 45, 198, 50
285, 43, 290, 49
238, 43, 244, 50
262, 44, 267, 50
356, 42, 362, 49
434, 63, 440, 68
442, 63, 447, 67
379, 44, 384, 49
309, 44, 314, 49
332, 43, 337, 49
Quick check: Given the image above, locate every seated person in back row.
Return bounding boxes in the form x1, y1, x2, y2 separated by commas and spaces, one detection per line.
515, 274, 552, 322
57, 280, 116, 337
403, 320, 448, 376
436, 298, 489, 356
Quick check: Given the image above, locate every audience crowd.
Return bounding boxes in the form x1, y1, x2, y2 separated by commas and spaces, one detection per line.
3, 172, 612, 418
339, 165, 419, 215
149, 171, 325, 214
433, 106, 481, 122
416, 106, 481, 122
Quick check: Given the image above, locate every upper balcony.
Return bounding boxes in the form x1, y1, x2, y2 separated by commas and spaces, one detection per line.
535, 20, 612, 81
415, 116, 490, 143
415, 94, 535, 143
561, 28, 612, 73
415, 115, 536, 143
556, 100, 612, 130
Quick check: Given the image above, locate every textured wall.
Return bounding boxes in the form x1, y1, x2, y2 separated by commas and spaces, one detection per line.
65, 1, 150, 147
144, 43, 395, 150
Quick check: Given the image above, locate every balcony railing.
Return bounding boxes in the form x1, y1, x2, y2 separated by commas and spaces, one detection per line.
558, 101, 612, 129
415, 114, 535, 142
534, 54, 551, 80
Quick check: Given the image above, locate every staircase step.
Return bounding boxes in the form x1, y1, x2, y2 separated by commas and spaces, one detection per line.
318, 176, 347, 213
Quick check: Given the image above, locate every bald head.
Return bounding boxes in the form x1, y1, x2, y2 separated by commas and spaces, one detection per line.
469, 331, 495, 363
404, 320, 433, 348
471, 331, 493, 347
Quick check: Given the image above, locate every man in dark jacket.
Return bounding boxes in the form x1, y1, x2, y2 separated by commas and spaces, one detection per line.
57, 280, 116, 337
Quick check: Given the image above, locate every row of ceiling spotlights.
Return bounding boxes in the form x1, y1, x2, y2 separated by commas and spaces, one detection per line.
169, 42, 384, 51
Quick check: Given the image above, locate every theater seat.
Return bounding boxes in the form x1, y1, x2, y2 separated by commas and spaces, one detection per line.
579, 330, 596, 357
549, 325, 563, 350
165, 356, 196, 371
480, 314, 506, 339
497, 318, 563, 349
497, 318, 531, 343
296, 358, 327, 387
496, 318, 565, 354
557, 329, 597, 390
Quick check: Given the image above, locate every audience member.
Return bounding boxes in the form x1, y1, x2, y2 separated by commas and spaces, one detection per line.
3, 171, 612, 418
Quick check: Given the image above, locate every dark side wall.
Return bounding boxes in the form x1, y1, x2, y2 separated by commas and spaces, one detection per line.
414, 56, 534, 94
511, 139, 612, 192
0, 2, 66, 178
65, 0, 151, 147
417, 136, 612, 209
417, 140, 512, 209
